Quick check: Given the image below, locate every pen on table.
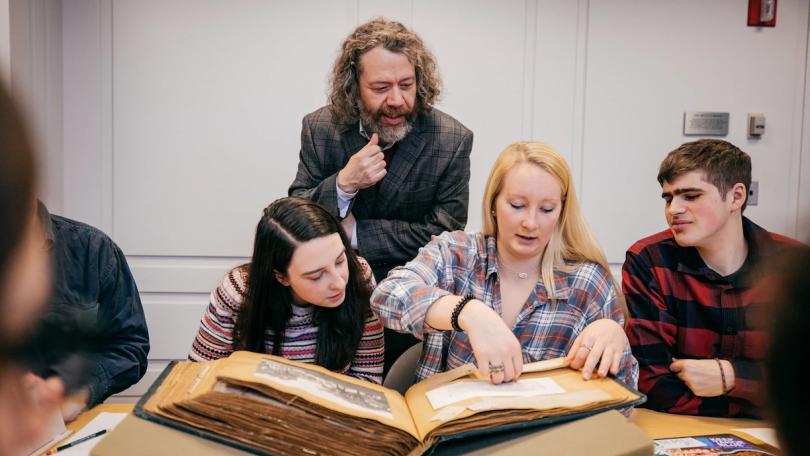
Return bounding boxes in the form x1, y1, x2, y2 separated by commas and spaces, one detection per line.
45, 429, 108, 454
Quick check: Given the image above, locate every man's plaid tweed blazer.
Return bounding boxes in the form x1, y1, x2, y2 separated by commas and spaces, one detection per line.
289, 105, 473, 279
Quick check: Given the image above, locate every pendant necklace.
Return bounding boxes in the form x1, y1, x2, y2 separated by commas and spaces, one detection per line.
497, 254, 537, 280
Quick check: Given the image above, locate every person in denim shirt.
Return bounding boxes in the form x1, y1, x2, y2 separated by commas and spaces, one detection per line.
20, 202, 149, 420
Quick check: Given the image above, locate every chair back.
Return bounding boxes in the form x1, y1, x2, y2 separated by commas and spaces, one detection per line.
382, 342, 423, 394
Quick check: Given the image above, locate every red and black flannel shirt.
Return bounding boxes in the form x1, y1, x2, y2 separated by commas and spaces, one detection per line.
623, 217, 797, 417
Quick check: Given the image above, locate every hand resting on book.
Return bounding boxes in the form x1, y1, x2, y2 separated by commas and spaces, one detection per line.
565, 318, 629, 380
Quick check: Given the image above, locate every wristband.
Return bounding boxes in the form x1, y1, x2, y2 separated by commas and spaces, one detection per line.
716, 358, 729, 395
450, 295, 475, 332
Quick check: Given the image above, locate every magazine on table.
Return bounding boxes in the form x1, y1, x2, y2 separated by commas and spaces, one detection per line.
654, 433, 779, 455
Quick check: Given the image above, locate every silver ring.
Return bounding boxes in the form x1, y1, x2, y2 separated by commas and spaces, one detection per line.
488, 363, 505, 374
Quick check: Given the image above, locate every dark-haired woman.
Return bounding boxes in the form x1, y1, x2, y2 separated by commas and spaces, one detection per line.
189, 197, 384, 383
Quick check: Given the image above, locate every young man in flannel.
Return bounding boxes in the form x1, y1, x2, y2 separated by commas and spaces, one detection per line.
623, 139, 797, 417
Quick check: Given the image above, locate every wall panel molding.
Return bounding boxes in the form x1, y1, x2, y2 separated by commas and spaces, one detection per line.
571, 0, 589, 198
128, 255, 247, 293
9, 0, 63, 213
141, 295, 209, 359
782, 0, 810, 239
797, 3, 810, 242
62, 0, 107, 227
100, 0, 113, 234
108, 361, 169, 401
531, 0, 583, 169
521, 0, 537, 139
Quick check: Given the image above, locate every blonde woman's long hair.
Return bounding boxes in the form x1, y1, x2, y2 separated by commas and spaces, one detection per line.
482, 142, 622, 308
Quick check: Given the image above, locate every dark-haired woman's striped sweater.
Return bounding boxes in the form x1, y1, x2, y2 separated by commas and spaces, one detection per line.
189, 259, 384, 384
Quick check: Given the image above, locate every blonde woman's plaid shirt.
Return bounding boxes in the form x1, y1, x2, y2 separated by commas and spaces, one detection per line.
371, 231, 638, 387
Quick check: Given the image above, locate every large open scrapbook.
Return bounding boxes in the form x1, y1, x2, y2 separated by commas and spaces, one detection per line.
135, 351, 645, 455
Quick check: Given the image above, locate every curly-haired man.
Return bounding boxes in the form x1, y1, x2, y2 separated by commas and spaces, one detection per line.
289, 18, 474, 372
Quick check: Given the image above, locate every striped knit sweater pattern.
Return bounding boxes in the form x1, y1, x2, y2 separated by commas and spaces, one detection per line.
189, 262, 384, 384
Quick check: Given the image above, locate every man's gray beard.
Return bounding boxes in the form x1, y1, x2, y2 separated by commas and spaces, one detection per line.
359, 109, 414, 145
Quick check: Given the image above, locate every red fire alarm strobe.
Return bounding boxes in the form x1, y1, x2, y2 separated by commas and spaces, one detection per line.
748, 0, 777, 27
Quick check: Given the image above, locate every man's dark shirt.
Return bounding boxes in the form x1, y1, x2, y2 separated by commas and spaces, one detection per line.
25, 207, 149, 406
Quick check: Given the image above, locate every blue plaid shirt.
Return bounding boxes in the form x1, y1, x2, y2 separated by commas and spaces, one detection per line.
371, 231, 638, 387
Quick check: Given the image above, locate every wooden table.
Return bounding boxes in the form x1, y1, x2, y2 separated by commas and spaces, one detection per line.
61, 404, 777, 451
630, 407, 772, 444
64, 404, 134, 434
46, 403, 135, 452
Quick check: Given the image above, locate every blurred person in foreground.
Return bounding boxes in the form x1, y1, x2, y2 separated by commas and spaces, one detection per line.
0, 80, 64, 455
763, 245, 810, 456
13, 200, 150, 422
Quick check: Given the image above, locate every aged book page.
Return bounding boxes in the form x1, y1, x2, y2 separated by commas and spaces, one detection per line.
405, 362, 639, 443
144, 353, 420, 455
141, 352, 641, 455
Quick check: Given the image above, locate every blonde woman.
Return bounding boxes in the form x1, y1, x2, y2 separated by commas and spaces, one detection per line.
371, 142, 638, 388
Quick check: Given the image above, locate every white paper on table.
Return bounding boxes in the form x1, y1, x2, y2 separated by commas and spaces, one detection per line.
57, 412, 127, 456
734, 428, 780, 449
425, 377, 565, 410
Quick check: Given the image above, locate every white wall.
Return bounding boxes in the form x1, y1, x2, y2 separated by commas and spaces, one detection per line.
583, 0, 809, 261
0, 0, 9, 82
15, 0, 810, 399
8, 0, 63, 213
800, 16, 810, 243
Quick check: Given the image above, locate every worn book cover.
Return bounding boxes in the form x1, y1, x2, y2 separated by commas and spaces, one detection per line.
135, 351, 644, 455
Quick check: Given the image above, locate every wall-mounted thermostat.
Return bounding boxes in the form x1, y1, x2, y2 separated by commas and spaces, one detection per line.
683, 112, 729, 136
748, 113, 766, 137
748, 181, 759, 206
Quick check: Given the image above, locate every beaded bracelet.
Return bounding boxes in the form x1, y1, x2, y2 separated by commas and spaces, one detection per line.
450, 295, 475, 332
716, 358, 729, 395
